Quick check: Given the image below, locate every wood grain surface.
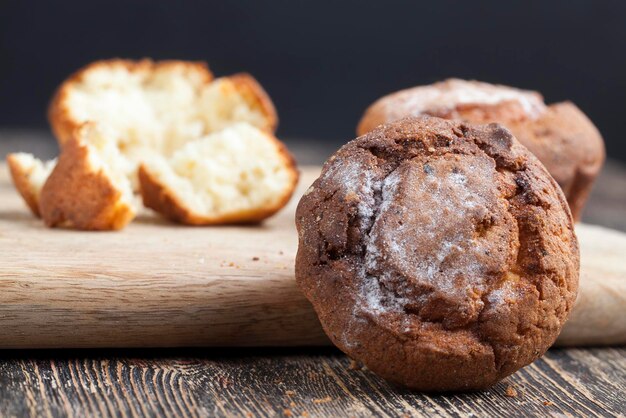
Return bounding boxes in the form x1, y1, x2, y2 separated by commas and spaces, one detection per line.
0, 347, 624, 417
0, 164, 326, 348
0, 165, 624, 348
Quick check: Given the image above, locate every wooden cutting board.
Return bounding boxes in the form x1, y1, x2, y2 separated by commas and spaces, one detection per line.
0, 165, 624, 348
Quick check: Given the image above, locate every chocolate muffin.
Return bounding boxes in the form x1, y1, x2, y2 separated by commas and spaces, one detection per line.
296, 116, 579, 391
357, 79, 605, 221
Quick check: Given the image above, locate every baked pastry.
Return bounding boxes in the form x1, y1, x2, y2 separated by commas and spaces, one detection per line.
296, 116, 579, 391
357, 79, 605, 220
8, 124, 135, 230
139, 123, 298, 225
49, 59, 277, 155
8, 59, 296, 229
6, 153, 56, 217
39, 123, 136, 230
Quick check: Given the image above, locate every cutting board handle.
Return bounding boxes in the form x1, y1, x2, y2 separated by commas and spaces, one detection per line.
555, 224, 626, 346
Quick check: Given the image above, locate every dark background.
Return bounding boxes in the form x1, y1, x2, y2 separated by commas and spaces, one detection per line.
1, 0, 625, 161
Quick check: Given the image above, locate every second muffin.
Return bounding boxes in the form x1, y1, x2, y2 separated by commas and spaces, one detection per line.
357, 79, 605, 220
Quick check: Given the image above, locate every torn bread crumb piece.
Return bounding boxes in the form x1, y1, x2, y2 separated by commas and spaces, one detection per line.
39, 123, 137, 230
139, 123, 298, 225
49, 59, 277, 157
9, 59, 294, 230
6, 153, 57, 217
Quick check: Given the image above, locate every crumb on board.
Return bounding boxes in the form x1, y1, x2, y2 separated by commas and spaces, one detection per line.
312, 396, 332, 404
348, 359, 362, 370
218, 376, 231, 388
252, 256, 260, 261
279, 250, 284, 255
543, 400, 554, 406
505, 385, 518, 398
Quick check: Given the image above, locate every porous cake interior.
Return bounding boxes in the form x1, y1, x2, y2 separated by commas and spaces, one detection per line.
142, 123, 294, 218
64, 67, 269, 156
79, 124, 137, 210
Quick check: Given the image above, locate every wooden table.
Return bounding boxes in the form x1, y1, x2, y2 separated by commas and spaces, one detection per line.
1, 131, 625, 417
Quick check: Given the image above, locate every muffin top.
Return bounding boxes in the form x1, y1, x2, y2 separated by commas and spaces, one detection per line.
357, 79, 546, 135
296, 116, 579, 391
356, 80, 605, 222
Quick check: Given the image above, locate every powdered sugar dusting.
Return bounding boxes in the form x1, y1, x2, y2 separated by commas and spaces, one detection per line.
322, 158, 378, 226
373, 160, 491, 295
350, 155, 512, 329
327, 154, 513, 349
360, 274, 387, 314
382, 79, 546, 121
364, 170, 401, 273
488, 279, 516, 306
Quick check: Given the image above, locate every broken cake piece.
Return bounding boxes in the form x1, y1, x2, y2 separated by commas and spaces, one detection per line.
139, 123, 298, 225
39, 123, 136, 230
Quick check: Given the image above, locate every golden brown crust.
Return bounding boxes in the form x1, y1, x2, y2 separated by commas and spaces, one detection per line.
297, 116, 579, 391
357, 105, 392, 137
138, 135, 298, 225
502, 102, 605, 220
48, 59, 215, 147
356, 80, 546, 136
226, 73, 279, 133
39, 126, 135, 231
357, 82, 605, 221
6, 154, 42, 217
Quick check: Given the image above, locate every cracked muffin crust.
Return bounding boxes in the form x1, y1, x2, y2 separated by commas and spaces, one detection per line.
296, 116, 579, 391
357, 79, 605, 221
